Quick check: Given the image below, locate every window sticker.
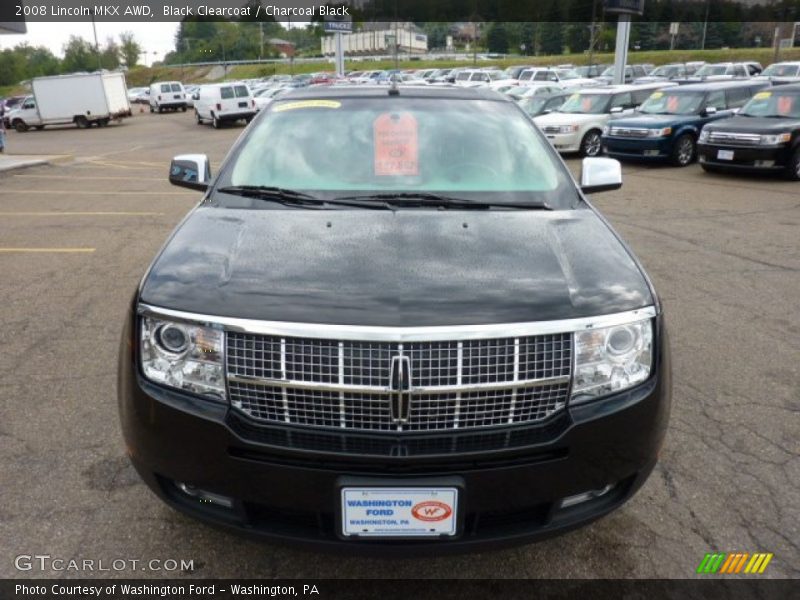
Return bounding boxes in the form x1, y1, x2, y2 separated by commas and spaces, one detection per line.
581, 97, 593, 111
666, 95, 679, 112
374, 112, 419, 176
777, 96, 793, 115
753, 91, 771, 100
650, 91, 664, 99
272, 100, 342, 112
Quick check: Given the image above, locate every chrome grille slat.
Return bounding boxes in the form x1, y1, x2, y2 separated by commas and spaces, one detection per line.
708, 131, 762, 146
227, 332, 572, 432
609, 127, 650, 138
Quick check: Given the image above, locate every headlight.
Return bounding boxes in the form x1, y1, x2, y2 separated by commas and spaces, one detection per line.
698, 129, 710, 142
759, 132, 791, 145
647, 127, 672, 137
558, 124, 579, 133
571, 318, 653, 404
140, 316, 226, 401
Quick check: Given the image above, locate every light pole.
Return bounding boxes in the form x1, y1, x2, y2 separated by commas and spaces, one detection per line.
701, 0, 710, 50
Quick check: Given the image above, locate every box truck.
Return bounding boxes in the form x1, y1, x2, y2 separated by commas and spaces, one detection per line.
5, 72, 132, 132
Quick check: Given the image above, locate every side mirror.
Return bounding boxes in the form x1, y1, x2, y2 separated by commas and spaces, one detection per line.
169, 154, 211, 191
703, 106, 717, 117
580, 157, 622, 194
610, 106, 624, 114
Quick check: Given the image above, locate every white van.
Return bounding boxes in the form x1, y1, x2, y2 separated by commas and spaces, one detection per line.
149, 81, 187, 113
194, 83, 256, 129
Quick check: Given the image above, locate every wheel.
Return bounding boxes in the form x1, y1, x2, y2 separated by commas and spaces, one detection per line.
195, 111, 203, 125
671, 134, 695, 167
245, 116, 253, 124
784, 147, 800, 181
158, 106, 163, 114
34, 125, 44, 131
580, 130, 603, 157
75, 116, 89, 129
181, 106, 187, 112
149, 105, 154, 113
13, 120, 28, 133
99, 119, 110, 127
212, 113, 221, 129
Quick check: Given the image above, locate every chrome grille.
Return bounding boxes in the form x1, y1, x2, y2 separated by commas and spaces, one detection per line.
609, 127, 651, 138
227, 333, 572, 432
541, 125, 562, 134
707, 131, 762, 146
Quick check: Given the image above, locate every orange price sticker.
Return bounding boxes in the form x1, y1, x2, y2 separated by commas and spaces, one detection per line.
374, 112, 419, 176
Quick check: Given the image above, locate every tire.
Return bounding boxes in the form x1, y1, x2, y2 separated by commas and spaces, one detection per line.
98, 119, 109, 127
13, 120, 28, 133
671, 134, 695, 167
580, 130, 602, 157
158, 106, 163, 114
75, 116, 89, 129
245, 116, 253, 124
181, 106, 187, 112
212, 113, 221, 129
784, 147, 800, 181
34, 125, 45, 131
195, 111, 203, 125
149, 105, 154, 113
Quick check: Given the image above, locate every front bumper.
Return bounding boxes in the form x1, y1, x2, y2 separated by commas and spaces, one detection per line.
697, 142, 791, 172
118, 309, 671, 555
602, 136, 673, 161
542, 131, 582, 153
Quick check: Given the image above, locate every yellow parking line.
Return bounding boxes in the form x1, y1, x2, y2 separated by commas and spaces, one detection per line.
0, 248, 95, 253
2, 212, 162, 217
0, 190, 196, 195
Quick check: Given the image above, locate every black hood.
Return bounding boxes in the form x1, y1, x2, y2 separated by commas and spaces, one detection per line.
140, 207, 653, 327
703, 115, 800, 133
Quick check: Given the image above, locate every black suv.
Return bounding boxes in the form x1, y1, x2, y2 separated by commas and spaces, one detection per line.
698, 84, 800, 179
119, 86, 671, 554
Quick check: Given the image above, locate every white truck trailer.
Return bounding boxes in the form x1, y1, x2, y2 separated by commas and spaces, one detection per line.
5, 71, 132, 132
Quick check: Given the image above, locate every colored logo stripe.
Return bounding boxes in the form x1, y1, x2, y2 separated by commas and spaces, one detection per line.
697, 553, 773, 574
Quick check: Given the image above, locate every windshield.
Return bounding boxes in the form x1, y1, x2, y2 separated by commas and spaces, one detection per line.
762, 64, 800, 77
696, 65, 728, 77
651, 66, 679, 77
519, 97, 548, 115
740, 90, 800, 118
220, 97, 574, 207
557, 69, 579, 80
638, 91, 704, 115
558, 93, 610, 114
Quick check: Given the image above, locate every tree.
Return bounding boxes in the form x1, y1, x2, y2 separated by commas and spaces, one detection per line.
486, 23, 509, 54
119, 31, 141, 68
100, 37, 120, 70
62, 36, 98, 72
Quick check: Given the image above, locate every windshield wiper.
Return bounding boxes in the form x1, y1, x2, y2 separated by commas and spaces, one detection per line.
216, 186, 392, 210
332, 192, 552, 210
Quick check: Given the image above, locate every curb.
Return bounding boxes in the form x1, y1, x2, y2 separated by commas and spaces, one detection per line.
0, 154, 73, 173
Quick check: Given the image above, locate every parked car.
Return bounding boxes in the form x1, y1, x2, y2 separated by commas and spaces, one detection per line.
574, 64, 611, 79
676, 62, 753, 83
601, 80, 770, 166
4, 72, 131, 132
119, 84, 670, 553
633, 63, 699, 84
755, 61, 800, 86
519, 67, 597, 89
518, 91, 573, 117
184, 85, 200, 108
534, 83, 673, 156
127, 87, 147, 103
194, 82, 256, 128
453, 69, 501, 87
253, 86, 288, 111
595, 64, 651, 85
698, 84, 800, 179
149, 81, 187, 113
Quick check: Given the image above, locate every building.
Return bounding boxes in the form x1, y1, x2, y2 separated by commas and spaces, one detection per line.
321, 22, 428, 56
268, 38, 295, 58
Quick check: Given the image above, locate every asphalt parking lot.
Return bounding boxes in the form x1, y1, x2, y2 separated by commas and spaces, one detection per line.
0, 110, 797, 579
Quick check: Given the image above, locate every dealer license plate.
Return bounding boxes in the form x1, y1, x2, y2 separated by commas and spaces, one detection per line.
341, 487, 458, 537
717, 149, 734, 160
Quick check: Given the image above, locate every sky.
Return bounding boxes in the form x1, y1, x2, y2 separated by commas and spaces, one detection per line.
0, 22, 180, 65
